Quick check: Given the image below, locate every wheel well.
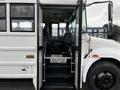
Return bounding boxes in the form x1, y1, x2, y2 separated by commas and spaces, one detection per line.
86, 58, 120, 90
94, 58, 120, 68
86, 58, 120, 82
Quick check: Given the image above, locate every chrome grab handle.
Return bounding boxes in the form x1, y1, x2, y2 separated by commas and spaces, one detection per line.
43, 41, 47, 82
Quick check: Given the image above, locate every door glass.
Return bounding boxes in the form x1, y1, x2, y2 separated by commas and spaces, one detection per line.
82, 8, 87, 33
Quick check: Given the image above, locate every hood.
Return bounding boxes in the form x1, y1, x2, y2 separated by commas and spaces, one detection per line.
90, 36, 120, 50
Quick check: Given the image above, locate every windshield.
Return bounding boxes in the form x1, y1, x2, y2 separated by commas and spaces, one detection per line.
86, 3, 109, 39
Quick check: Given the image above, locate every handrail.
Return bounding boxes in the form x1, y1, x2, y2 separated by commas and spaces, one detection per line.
43, 40, 47, 82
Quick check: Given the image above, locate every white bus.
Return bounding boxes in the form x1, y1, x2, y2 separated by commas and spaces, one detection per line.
0, 0, 39, 90
0, 0, 120, 90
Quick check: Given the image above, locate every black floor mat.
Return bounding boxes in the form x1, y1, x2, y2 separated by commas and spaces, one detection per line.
0, 79, 35, 90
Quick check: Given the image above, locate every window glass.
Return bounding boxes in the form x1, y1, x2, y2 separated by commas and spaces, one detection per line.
68, 19, 76, 33
59, 23, 66, 36
11, 5, 34, 18
82, 8, 87, 33
0, 20, 5, 31
0, 5, 5, 17
71, 19, 76, 32
87, 3, 108, 27
43, 23, 45, 28
0, 5, 6, 32
52, 24, 58, 37
60, 23, 66, 28
11, 4, 34, 32
68, 19, 76, 44
12, 20, 34, 32
68, 23, 72, 33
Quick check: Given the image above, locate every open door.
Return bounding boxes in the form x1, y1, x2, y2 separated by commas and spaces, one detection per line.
75, 0, 83, 90
38, 1, 43, 90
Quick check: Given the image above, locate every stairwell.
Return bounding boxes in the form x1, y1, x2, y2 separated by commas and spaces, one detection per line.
41, 57, 75, 90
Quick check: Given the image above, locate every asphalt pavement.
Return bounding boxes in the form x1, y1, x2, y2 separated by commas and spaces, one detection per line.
0, 79, 35, 90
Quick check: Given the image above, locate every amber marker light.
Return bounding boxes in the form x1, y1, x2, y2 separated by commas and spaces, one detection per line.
92, 54, 99, 58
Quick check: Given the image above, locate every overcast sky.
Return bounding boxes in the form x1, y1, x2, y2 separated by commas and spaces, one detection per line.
40, 0, 119, 27
87, 0, 120, 27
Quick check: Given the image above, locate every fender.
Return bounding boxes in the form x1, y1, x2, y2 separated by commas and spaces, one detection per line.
82, 47, 120, 82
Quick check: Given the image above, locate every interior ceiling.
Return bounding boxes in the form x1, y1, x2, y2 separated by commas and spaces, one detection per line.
42, 5, 76, 23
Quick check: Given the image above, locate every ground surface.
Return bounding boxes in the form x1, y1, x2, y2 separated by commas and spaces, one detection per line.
0, 79, 88, 90
81, 84, 89, 90
0, 79, 35, 90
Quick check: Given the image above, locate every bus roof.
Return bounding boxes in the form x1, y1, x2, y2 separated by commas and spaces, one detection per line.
0, 0, 78, 5
0, 0, 37, 3
40, 0, 78, 5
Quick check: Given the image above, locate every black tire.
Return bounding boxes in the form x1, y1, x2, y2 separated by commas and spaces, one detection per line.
86, 61, 120, 90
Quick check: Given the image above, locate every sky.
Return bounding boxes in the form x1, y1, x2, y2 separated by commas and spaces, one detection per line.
40, 0, 120, 27
87, 0, 120, 27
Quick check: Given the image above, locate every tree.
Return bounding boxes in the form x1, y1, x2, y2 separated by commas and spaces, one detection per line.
103, 24, 120, 42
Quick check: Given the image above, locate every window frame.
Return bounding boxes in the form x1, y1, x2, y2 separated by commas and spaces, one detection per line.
10, 3, 35, 32
0, 3, 6, 32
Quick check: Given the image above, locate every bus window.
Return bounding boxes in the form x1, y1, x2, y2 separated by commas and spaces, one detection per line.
68, 19, 76, 33
0, 4, 6, 32
11, 4, 34, 32
43, 23, 46, 28
72, 19, 76, 32
68, 23, 72, 32
59, 23, 66, 36
52, 24, 58, 37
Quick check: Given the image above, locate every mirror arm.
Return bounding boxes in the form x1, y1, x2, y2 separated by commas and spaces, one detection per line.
86, 1, 113, 7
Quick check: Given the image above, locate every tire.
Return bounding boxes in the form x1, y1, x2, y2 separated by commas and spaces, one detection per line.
86, 61, 120, 90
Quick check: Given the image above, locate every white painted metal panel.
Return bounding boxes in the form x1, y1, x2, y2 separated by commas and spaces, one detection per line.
0, 35, 37, 47
40, 0, 78, 5
0, 65, 32, 74
0, 0, 37, 3
0, 50, 36, 61
0, 74, 36, 78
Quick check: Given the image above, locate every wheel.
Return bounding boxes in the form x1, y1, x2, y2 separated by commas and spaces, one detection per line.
86, 61, 120, 90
